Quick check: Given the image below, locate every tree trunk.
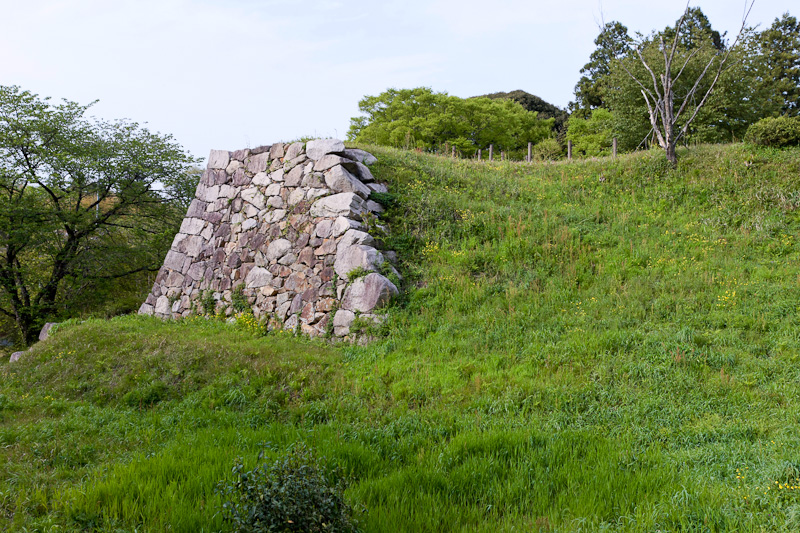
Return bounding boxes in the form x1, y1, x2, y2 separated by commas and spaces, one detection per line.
666, 142, 677, 165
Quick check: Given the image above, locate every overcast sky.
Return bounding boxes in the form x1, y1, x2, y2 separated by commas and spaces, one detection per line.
1, 0, 792, 161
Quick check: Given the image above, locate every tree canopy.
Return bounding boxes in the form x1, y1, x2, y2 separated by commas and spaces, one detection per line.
348, 88, 553, 154
568, 6, 797, 161
0, 86, 197, 343
480, 90, 569, 133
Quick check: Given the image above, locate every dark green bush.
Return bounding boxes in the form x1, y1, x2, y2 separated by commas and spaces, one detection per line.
217, 443, 360, 533
744, 116, 800, 147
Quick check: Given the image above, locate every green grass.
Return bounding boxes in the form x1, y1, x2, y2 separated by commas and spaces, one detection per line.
2, 143, 800, 531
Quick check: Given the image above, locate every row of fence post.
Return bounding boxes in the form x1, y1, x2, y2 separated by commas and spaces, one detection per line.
466, 139, 619, 162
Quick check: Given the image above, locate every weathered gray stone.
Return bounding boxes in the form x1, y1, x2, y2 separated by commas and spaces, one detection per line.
315, 219, 333, 238
324, 166, 371, 198
219, 184, 237, 199
245, 266, 274, 288
343, 148, 377, 165
284, 142, 305, 160
252, 171, 270, 186
245, 152, 271, 174
155, 295, 171, 315
306, 138, 345, 160
278, 252, 297, 266
285, 164, 305, 186
314, 155, 350, 172
341, 273, 398, 313
306, 188, 328, 201
342, 161, 376, 182
267, 196, 284, 209
39, 323, 57, 342
310, 193, 367, 219
196, 184, 221, 203
287, 189, 306, 206
331, 216, 363, 238
207, 150, 230, 169
333, 309, 355, 327
367, 200, 385, 214
334, 245, 384, 280
138, 303, 154, 316
164, 250, 188, 271
270, 169, 285, 182
266, 239, 292, 261
9, 351, 26, 363
225, 159, 242, 175
269, 143, 285, 160
367, 182, 388, 194
241, 187, 266, 210
337, 229, 376, 252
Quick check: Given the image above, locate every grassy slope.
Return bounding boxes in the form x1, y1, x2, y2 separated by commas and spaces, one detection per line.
2, 143, 800, 531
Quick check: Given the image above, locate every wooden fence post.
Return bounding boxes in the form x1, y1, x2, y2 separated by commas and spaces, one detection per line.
612, 137, 618, 158
567, 140, 573, 160
489, 144, 494, 161
527, 142, 532, 163
478, 149, 482, 160
452, 146, 456, 158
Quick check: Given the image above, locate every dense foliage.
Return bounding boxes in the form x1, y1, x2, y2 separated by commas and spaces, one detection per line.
569, 8, 800, 158
218, 444, 359, 533
480, 90, 569, 133
0, 86, 197, 343
744, 115, 800, 146
565, 108, 614, 156
347, 88, 552, 155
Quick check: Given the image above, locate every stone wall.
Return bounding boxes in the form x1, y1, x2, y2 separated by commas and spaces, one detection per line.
138, 139, 399, 338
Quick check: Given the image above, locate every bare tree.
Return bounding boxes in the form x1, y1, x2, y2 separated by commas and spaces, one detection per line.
619, 1, 755, 164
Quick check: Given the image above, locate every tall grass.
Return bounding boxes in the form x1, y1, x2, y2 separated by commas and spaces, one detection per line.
2, 143, 800, 531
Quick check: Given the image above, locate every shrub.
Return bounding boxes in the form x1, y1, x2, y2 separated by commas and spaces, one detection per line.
532, 138, 563, 161
744, 116, 800, 147
217, 443, 360, 533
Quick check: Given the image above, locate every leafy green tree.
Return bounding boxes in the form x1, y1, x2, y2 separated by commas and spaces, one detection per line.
661, 7, 724, 51
757, 13, 800, 116
480, 90, 569, 133
0, 86, 196, 343
570, 21, 632, 116
565, 108, 615, 157
348, 88, 552, 154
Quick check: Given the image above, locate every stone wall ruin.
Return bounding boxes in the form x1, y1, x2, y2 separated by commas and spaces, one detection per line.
138, 139, 399, 338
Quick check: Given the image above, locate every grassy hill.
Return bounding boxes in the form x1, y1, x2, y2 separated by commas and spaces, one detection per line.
2, 143, 800, 531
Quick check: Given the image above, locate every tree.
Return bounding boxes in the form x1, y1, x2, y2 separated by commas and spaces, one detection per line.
0, 86, 196, 343
565, 108, 615, 157
757, 13, 800, 116
348, 87, 552, 154
570, 21, 632, 116
612, 1, 755, 163
480, 90, 569, 134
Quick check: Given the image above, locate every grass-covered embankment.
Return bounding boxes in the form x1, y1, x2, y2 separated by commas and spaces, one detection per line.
2, 143, 800, 531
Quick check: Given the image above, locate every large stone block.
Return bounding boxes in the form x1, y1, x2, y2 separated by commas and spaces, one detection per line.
245, 266, 274, 288
306, 138, 345, 160
324, 166, 371, 198
266, 238, 292, 261
343, 148, 377, 165
310, 193, 367, 219
284, 142, 305, 160
207, 150, 230, 169
314, 154, 350, 172
179, 217, 206, 236
245, 152, 271, 174
334, 244, 384, 280
241, 187, 266, 210
341, 273, 398, 313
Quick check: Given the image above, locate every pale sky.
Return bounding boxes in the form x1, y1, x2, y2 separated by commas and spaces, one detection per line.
0, 0, 791, 161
